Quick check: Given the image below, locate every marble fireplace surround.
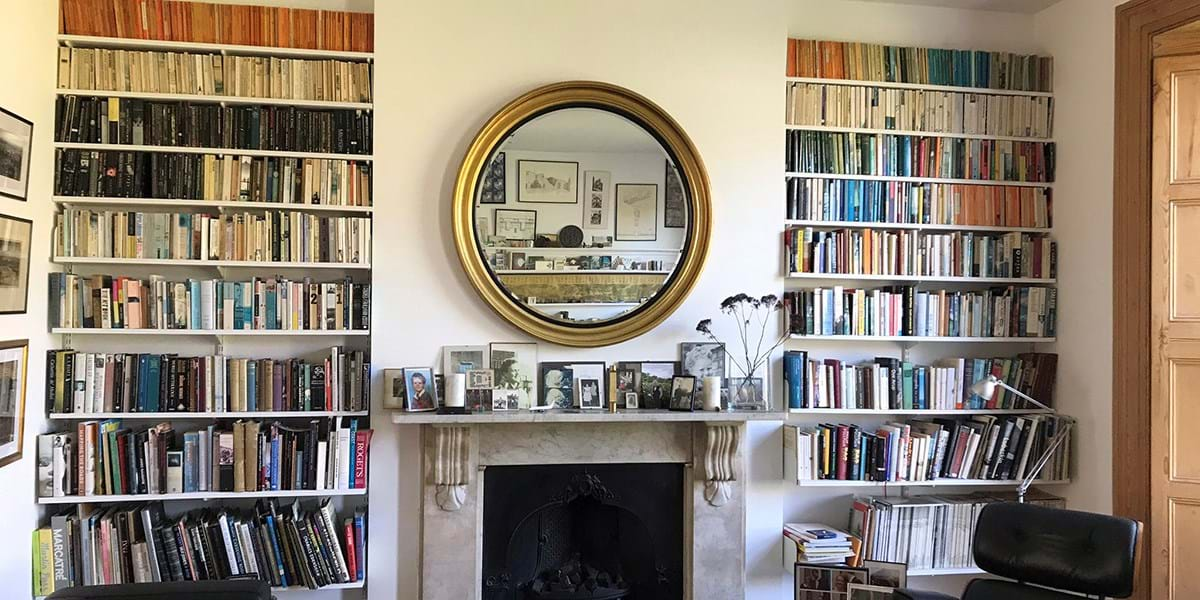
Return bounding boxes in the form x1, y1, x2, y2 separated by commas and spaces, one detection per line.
416, 419, 751, 600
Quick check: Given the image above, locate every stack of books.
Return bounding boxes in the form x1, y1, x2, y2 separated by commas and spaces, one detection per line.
783, 523, 858, 565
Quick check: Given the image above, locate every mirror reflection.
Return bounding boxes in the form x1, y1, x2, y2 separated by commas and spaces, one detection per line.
473, 107, 689, 324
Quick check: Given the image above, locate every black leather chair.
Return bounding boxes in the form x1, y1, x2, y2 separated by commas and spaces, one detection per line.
46, 580, 272, 600
896, 502, 1141, 600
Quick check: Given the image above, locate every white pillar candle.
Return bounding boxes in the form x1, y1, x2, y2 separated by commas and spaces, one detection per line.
445, 373, 467, 408
703, 377, 722, 411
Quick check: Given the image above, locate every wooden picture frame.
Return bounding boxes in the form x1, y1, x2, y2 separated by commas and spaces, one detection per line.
0, 107, 32, 201
0, 339, 28, 468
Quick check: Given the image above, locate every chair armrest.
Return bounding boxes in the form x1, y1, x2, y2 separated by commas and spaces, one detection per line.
893, 589, 959, 600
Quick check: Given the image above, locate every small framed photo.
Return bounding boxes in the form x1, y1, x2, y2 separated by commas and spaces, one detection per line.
863, 560, 907, 589
728, 377, 767, 411
794, 562, 868, 600
467, 369, 494, 389
490, 342, 538, 409
639, 361, 677, 410
578, 379, 602, 409
669, 375, 696, 411
568, 361, 607, 409
0, 213, 32, 314
382, 368, 406, 410
624, 391, 639, 409
538, 362, 575, 409
492, 388, 520, 411
443, 345, 489, 376
847, 583, 895, 600
0, 340, 27, 467
0, 108, 33, 201
680, 342, 725, 394
518, 159, 579, 204
495, 209, 537, 241
402, 367, 438, 411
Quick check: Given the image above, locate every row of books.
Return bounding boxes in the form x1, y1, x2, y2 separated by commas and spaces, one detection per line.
49, 274, 371, 332
783, 286, 1057, 338
785, 82, 1054, 138
782, 351, 1057, 411
785, 414, 1072, 483
787, 39, 1054, 93
56, 96, 373, 155
59, 48, 373, 103
786, 131, 1056, 183
46, 347, 369, 414
54, 209, 372, 264
785, 178, 1052, 228
783, 523, 857, 565
784, 228, 1056, 280
38, 417, 369, 497
55, 150, 373, 206
849, 491, 1064, 571
33, 500, 366, 594
59, 0, 375, 52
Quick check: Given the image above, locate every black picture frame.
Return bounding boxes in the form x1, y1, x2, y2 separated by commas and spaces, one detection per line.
0, 107, 33, 202
494, 208, 538, 241
614, 183, 658, 241
639, 361, 678, 410
517, 159, 579, 204
668, 375, 696, 412
615, 361, 641, 409
0, 213, 32, 315
664, 160, 686, 228
538, 361, 575, 408
479, 151, 507, 204
793, 562, 869, 600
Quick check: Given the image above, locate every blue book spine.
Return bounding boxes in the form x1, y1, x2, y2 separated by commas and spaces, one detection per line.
354, 513, 366, 580
784, 351, 805, 409
233, 282, 244, 329
265, 515, 287, 587
916, 368, 926, 410
247, 361, 257, 412
348, 420, 359, 489
146, 355, 161, 412
189, 280, 201, 329
266, 285, 277, 329
271, 437, 280, 490
183, 433, 197, 492
137, 355, 150, 412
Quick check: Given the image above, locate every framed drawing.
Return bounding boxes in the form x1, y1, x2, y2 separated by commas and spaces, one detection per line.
0, 214, 31, 314
517, 159, 578, 204
614, 183, 657, 241
0, 108, 32, 201
479, 151, 507, 204
583, 170, 611, 230
664, 160, 686, 228
0, 339, 28, 468
495, 209, 537, 241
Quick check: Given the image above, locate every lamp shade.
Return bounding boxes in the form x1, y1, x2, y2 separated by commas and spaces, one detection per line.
970, 375, 998, 401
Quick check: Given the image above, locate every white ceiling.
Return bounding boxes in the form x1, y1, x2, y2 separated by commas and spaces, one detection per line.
852, 0, 1065, 13
501, 108, 666, 154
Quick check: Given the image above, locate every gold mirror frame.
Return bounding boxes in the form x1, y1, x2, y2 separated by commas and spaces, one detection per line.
453, 81, 711, 347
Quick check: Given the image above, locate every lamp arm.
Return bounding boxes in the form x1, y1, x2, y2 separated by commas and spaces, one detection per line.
1018, 420, 1074, 503
993, 379, 1054, 412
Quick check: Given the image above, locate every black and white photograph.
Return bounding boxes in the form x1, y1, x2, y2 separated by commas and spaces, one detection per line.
614, 183, 658, 241
681, 342, 725, 393
664, 160, 686, 228
403, 368, 438, 411
639, 361, 677, 409
495, 209, 537, 241
668, 375, 696, 411
794, 563, 868, 600
583, 170, 611, 229
466, 369, 494, 411
568, 361, 606, 408
492, 389, 520, 411
579, 379, 601, 409
624, 391, 639, 409
863, 560, 906, 589
0, 214, 31, 314
538, 362, 575, 408
0, 340, 27, 467
728, 377, 767, 411
518, 159, 578, 204
443, 345, 489, 375
0, 108, 32, 201
490, 342, 537, 408
847, 584, 894, 600
383, 368, 406, 410
479, 151, 507, 204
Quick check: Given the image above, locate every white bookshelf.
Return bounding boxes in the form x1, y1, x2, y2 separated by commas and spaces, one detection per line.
53, 141, 372, 162
37, 488, 368, 505
57, 89, 372, 110
55, 196, 373, 214
792, 478, 1069, 488
786, 408, 1052, 416
785, 273, 1055, 284
786, 334, 1055, 343
784, 124, 1051, 144
784, 171, 1052, 188
785, 220, 1050, 234
51, 328, 369, 336
53, 257, 371, 269
58, 34, 374, 62
48, 410, 370, 420
784, 76, 1054, 98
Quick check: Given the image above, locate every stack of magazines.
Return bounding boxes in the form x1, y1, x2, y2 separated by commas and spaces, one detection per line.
783, 522, 858, 565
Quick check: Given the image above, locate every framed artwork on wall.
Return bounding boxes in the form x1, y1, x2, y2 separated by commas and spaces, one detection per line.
583, 170, 611, 230
614, 183, 657, 241
517, 159, 578, 204
0, 339, 28, 468
495, 209, 537, 241
479, 151, 507, 204
490, 342, 538, 409
664, 160, 686, 228
0, 107, 32, 201
0, 213, 32, 314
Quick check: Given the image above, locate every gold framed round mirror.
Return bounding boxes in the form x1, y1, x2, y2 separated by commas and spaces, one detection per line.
453, 81, 711, 347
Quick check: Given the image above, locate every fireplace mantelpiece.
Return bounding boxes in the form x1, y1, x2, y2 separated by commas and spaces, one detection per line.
413, 421, 748, 600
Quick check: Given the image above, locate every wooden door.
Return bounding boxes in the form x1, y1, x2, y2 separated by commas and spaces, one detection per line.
1152, 53, 1200, 600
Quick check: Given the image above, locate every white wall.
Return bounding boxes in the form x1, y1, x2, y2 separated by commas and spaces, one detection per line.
0, 1, 58, 597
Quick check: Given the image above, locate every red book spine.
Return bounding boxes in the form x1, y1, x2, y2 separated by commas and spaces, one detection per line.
343, 519, 357, 582
835, 425, 850, 480
353, 429, 371, 489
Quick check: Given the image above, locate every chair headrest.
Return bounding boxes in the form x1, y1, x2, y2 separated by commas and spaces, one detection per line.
46, 580, 272, 600
973, 502, 1140, 598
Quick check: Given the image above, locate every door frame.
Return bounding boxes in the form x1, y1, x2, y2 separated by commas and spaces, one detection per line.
1115, 1, 1200, 598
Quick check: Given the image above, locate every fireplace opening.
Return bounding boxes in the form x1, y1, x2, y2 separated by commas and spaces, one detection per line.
482, 463, 684, 600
